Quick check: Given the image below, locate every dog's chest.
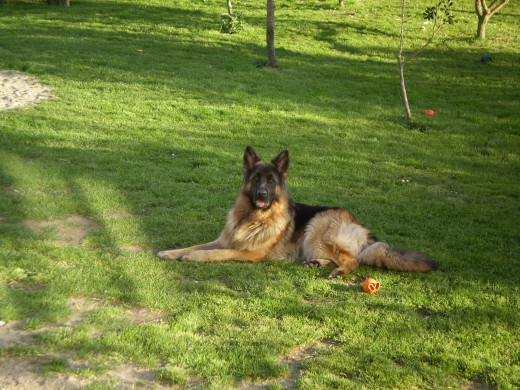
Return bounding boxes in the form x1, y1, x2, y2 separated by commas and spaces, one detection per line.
233, 218, 285, 250
221, 208, 291, 251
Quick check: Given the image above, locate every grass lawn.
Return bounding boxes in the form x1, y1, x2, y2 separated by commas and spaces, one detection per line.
0, 0, 519, 388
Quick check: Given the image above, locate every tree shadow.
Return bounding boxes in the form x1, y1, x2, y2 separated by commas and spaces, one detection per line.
0, 0, 518, 329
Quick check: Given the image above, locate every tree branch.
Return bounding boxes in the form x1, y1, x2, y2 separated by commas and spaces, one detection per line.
405, 6, 444, 64
481, 0, 489, 13
488, 0, 500, 10
490, 0, 510, 16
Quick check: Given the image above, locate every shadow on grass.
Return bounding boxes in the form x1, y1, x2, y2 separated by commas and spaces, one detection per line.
0, 2, 518, 369
1, 106, 518, 331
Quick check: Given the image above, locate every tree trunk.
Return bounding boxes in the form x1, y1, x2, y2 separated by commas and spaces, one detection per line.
398, 0, 412, 123
227, 0, 233, 16
474, 0, 510, 39
398, 56, 412, 123
339, 0, 344, 6
48, 0, 70, 5
477, 14, 490, 39
226, 0, 233, 32
266, 0, 276, 68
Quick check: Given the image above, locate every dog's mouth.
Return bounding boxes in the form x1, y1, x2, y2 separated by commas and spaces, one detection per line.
254, 199, 270, 210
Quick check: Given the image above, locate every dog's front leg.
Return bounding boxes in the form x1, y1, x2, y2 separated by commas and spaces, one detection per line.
180, 249, 267, 262
157, 240, 222, 260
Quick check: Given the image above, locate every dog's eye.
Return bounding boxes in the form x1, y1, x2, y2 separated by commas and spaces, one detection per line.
267, 178, 275, 184
252, 175, 260, 182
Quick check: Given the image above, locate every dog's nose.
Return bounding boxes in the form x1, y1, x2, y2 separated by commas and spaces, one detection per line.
256, 188, 268, 199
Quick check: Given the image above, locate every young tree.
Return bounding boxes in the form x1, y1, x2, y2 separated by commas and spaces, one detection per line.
221, 0, 243, 34
266, 0, 276, 67
475, 0, 510, 39
397, 0, 453, 123
227, 0, 233, 15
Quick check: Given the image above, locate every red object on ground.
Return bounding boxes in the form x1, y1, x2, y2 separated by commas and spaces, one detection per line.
362, 278, 380, 294
423, 109, 437, 116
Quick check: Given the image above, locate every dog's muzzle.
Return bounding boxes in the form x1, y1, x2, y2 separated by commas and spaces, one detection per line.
254, 188, 270, 209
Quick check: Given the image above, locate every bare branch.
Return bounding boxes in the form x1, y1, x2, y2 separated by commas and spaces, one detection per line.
475, 0, 484, 16
406, 24, 443, 63
481, 0, 489, 13
490, 0, 510, 16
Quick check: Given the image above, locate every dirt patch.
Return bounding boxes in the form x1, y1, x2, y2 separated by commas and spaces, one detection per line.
0, 297, 169, 389
0, 297, 166, 347
66, 297, 103, 326
107, 364, 171, 389
0, 70, 54, 111
0, 358, 173, 390
0, 320, 35, 348
67, 297, 166, 326
0, 359, 89, 390
124, 306, 166, 325
236, 343, 327, 389
18, 214, 147, 253
461, 378, 496, 390
21, 215, 100, 247
0, 298, 101, 348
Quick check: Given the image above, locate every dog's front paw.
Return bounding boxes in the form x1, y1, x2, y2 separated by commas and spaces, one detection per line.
157, 249, 185, 260
180, 250, 206, 262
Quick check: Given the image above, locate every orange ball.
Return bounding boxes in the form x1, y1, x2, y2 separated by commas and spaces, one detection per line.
423, 109, 437, 116
362, 278, 380, 294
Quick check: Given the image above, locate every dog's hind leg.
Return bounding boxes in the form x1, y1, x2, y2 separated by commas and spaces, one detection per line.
302, 210, 364, 278
303, 258, 334, 268
301, 238, 359, 278
322, 242, 359, 278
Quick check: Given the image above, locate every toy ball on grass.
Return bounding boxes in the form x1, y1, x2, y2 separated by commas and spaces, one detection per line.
423, 109, 437, 116
362, 278, 380, 294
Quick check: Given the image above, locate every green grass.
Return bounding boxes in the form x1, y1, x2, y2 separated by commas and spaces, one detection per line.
0, 0, 519, 388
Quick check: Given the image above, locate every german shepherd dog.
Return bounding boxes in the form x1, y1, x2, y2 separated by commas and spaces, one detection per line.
157, 146, 438, 278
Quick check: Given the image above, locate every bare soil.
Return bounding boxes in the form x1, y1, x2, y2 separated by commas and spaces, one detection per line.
0, 70, 54, 111
0, 298, 169, 389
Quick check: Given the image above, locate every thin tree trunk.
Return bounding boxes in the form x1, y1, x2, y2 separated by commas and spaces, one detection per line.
398, 57, 412, 123
266, 0, 276, 68
226, 0, 233, 32
227, 0, 233, 16
477, 14, 490, 39
339, 0, 344, 6
398, 0, 412, 123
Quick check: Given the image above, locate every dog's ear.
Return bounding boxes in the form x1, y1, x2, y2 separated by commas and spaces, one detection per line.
272, 150, 289, 177
243, 146, 261, 175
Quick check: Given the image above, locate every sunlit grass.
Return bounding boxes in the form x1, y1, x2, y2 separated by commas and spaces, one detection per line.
0, 0, 519, 388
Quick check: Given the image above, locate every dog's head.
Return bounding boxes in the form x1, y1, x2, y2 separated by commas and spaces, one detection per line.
242, 146, 289, 210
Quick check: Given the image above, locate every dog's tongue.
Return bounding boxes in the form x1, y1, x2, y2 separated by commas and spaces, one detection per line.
255, 200, 267, 209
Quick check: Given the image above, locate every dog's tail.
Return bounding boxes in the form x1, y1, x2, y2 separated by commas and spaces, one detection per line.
358, 242, 438, 272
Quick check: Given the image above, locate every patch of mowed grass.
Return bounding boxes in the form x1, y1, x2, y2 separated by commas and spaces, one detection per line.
1, 0, 519, 388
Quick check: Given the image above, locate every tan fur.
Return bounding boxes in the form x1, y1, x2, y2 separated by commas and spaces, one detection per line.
300, 209, 371, 277
157, 147, 438, 278
157, 193, 297, 263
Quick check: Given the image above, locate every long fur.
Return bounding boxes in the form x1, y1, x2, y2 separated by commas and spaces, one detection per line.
157, 146, 438, 278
